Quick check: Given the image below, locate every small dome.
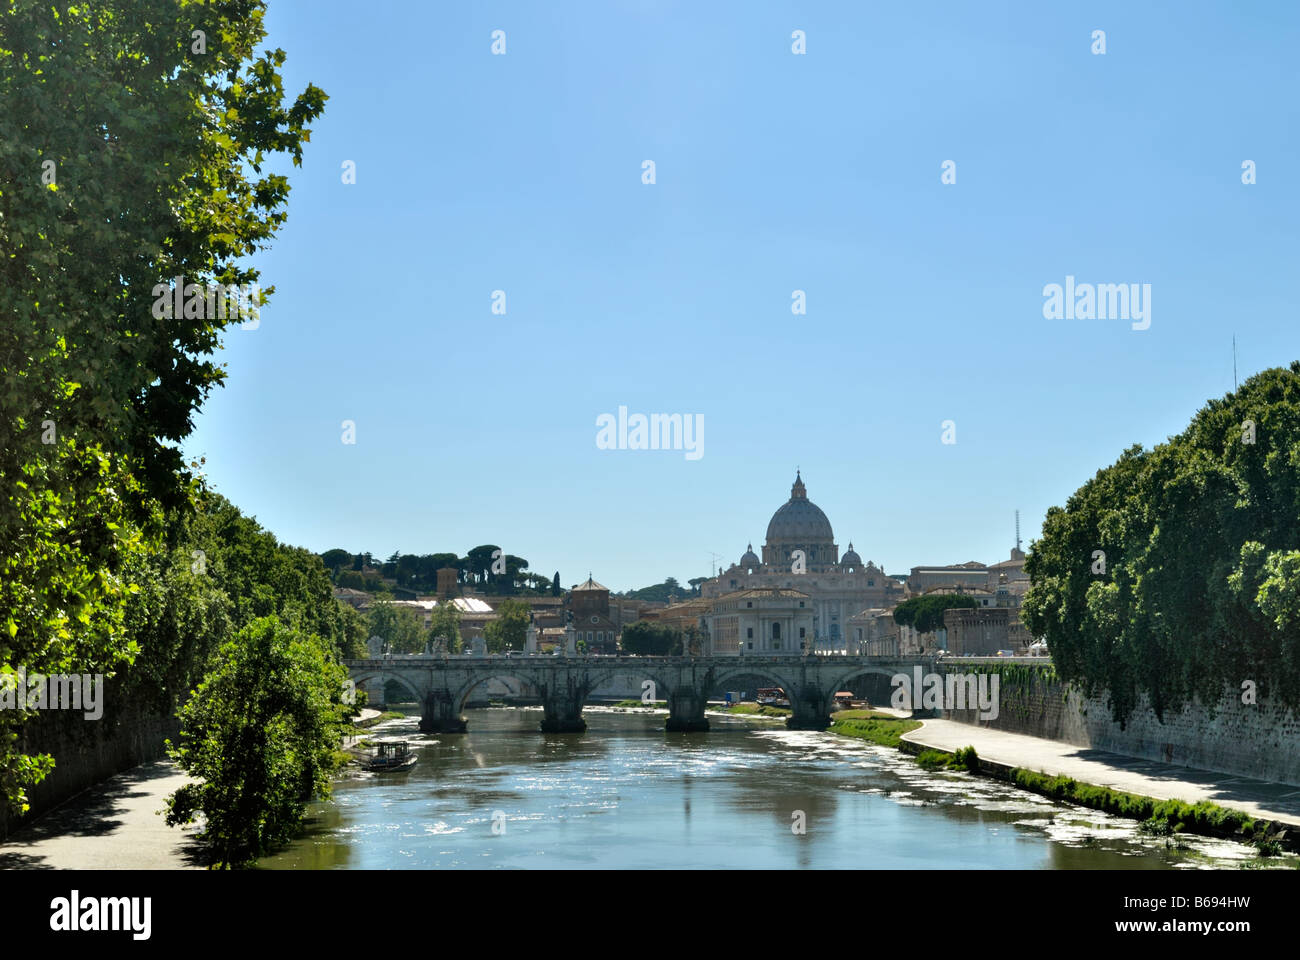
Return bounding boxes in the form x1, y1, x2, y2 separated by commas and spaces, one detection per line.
740, 543, 760, 569
841, 543, 862, 568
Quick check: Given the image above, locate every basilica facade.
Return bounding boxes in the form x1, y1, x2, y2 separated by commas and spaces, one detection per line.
701, 473, 905, 651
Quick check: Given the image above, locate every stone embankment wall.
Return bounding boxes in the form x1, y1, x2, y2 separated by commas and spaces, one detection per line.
0, 709, 178, 841
937, 659, 1300, 786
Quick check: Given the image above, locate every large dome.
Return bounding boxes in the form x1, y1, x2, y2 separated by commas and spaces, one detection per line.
765, 472, 834, 542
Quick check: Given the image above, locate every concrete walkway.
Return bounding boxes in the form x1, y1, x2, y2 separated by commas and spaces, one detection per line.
903, 719, 1300, 828
0, 762, 204, 869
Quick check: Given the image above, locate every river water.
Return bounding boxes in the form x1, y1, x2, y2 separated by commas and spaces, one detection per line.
257, 707, 1271, 869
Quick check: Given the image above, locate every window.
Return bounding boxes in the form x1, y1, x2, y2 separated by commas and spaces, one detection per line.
746, 601, 753, 608
772, 623, 781, 640
747, 641, 754, 650
868, 580, 874, 587
596, 631, 604, 644
798, 601, 804, 608
799, 627, 806, 639
587, 631, 593, 644
746, 627, 753, 639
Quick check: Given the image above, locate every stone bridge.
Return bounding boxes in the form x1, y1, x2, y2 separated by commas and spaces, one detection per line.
344, 654, 938, 733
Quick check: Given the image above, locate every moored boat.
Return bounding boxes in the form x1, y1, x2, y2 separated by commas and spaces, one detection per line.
364, 740, 417, 773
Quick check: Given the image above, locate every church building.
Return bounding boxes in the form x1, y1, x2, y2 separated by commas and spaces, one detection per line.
701, 472, 906, 650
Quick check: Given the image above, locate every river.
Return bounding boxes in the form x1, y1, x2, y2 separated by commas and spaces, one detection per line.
256, 707, 1268, 869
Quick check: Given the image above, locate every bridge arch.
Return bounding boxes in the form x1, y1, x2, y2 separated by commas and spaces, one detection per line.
452, 672, 547, 714
711, 664, 801, 701
590, 664, 678, 705
446, 666, 677, 714
821, 664, 920, 709
351, 670, 425, 706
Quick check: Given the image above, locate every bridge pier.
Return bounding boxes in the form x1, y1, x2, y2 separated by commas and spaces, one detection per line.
419, 692, 467, 733
538, 676, 589, 732
787, 686, 832, 731
665, 689, 709, 732
540, 695, 586, 732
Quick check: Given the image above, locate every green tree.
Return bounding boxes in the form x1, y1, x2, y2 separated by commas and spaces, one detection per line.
625, 578, 699, 604
502, 554, 529, 593
1023, 362, 1300, 722
893, 595, 978, 634
551, 572, 561, 597
427, 553, 460, 580
335, 569, 367, 591
484, 598, 530, 653
0, 0, 324, 813
335, 603, 368, 660
366, 599, 423, 655
463, 544, 503, 590
677, 623, 708, 655
426, 600, 463, 654
320, 549, 352, 576
621, 621, 679, 655
164, 617, 348, 868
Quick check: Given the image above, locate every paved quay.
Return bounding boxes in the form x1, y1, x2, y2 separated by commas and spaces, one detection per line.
0, 710, 383, 870
902, 719, 1300, 828
0, 762, 203, 869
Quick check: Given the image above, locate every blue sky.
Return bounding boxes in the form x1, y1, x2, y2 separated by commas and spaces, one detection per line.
183, 0, 1300, 591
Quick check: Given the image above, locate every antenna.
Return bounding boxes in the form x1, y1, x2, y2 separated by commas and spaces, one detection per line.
707, 551, 723, 577
1015, 510, 1022, 552
1233, 334, 1238, 391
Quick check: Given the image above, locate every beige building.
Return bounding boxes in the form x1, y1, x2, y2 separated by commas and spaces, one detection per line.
358, 595, 497, 642
907, 561, 989, 595
702, 473, 906, 650
705, 587, 815, 656
942, 606, 1012, 655
847, 607, 899, 656
646, 597, 712, 635
986, 546, 1028, 592
332, 587, 371, 610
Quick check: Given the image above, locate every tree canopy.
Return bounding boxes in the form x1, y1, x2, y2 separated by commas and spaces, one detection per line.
0, 0, 325, 814
164, 617, 349, 868
325, 547, 553, 596
893, 594, 978, 634
621, 621, 680, 656
365, 600, 424, 655
1023, 362, 1300, 722
622, 577, 700, 603
484, 598, 529, 653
